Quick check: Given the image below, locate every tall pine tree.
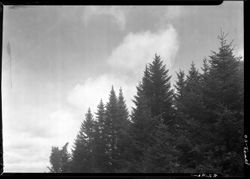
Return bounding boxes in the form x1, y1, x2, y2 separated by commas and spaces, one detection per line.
70, 108, 96, 173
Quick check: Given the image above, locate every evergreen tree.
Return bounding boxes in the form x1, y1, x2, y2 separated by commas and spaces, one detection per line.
132, 65, 152, 122
48, 147, 62, 173
47, 33, 244, 176
71, 108, 95, 173
48, 143, 70, 173
174, 70, 186, 103
173, 64, 205, 172
183, 62, 206, 122
130, 55, 176, 172
201, 32, 244, 176
104, 86, 119, 172
148, 54, 174, 123
129, 65, 154, 172
61, 143, 71, 173
114, 88, 131, 172
205, 32, 242, 111
93, 99, 109, 172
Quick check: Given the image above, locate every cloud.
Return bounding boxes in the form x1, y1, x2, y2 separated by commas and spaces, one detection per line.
3, 106, 80, 172
67, 74, 136, 114
82, 6, 126, 30
68, 25, 179, 117
107, 25, 179, 78
236, 48, 244, 60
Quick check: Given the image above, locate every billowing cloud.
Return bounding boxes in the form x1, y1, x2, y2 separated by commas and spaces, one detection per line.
82, 6, 126, 30
3, 106, 80, 172
67, 25, 179, 117
67, 74, 136, 114
107, 25, 179, 77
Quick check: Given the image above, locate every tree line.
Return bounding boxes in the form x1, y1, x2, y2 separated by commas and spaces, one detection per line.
48, 33, 244, 176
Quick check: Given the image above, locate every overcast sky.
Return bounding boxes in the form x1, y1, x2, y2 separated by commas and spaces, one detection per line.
2, 3, 243, 172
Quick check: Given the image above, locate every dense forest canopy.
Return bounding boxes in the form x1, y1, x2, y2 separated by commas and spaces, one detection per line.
48, 33, 244, 176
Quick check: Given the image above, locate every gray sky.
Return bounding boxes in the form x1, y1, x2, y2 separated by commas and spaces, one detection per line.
2, 3, 243, 172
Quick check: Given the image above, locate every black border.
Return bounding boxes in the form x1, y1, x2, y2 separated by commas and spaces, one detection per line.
0, 0, 223, 5
0, 0, 247, 178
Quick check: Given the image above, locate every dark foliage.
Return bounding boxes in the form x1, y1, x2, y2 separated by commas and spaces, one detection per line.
48, 34, 244, 176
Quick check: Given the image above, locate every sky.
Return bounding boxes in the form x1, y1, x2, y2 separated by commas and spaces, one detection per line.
2, 3, 243, 172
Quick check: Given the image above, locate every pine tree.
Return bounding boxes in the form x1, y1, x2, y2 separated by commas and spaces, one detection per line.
206, 32, 241, 111
104, 86, 119, 172
129, 55, 176, 172
61, 143, 70, 173
201, 32, 244, 176
71, 108, 95, 173
114, 88, 131, 172
94, 99, 109, 172
183, 62, 206, 122
174, 70, 186, 103
129, 65, 154, 172
148, 54, 174, 123
48, 143, 70, 173
48, 146, 62, 173
132, 65, 152, 122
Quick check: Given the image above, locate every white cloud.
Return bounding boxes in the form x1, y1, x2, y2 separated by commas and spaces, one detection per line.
236, 48, 244, 60
67, 74, 136, 114
3, 106, 80, 172
67, 25, 179, 118
107, 25, 179, 77
82, 6, 126, 30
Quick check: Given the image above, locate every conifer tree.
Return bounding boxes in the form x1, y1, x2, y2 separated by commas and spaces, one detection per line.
115, 88, 131, 171
130, 55, 176, 172
61, 143, 71, 173
71, 108, 95, 172
148, 54, 174, 123
104, 86, 119, 172
174, 70, 186, 103
129, 65, 154, 172
48, 147, 62, 173
202, 33, 244, 176
205, 32, 241, 111
48, 143, 71, 173
94, 99, 109, 172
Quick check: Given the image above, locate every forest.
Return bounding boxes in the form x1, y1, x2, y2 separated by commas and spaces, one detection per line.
47, 33, 244, 176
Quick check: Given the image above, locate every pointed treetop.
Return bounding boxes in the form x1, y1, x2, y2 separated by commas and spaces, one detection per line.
154, 53, 160, 59
107, 85, 118, 107
85, 107, 93, 121
189, 62, 199, 74
97, 98, 104, 111
118, 87, 125, 102
218, 30, 228, 47
96, 99, 105, 113
153, 53, 161, 64
119, 87, 123, 95
111, 85, 115, 93
201, 58, 210, 74
176, 69, 185, 80
217, 31, 234, 53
